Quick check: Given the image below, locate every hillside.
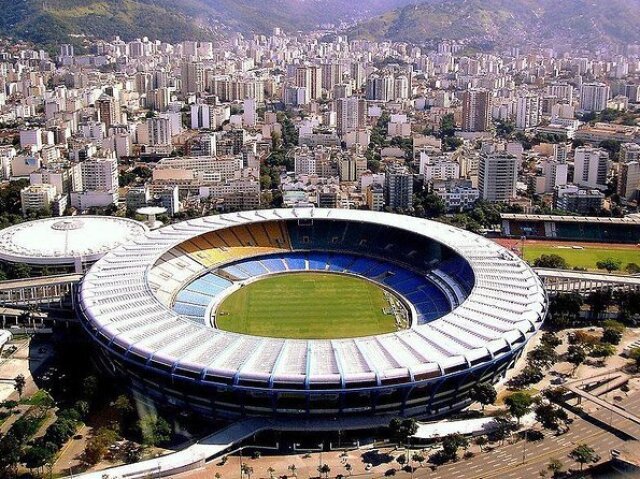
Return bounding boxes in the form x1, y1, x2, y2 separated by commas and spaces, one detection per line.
0, 0, 415, 47
0, 0, 218, 46
347, 0, 640, 48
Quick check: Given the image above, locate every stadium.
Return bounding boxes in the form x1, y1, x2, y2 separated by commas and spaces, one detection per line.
78, 209, 547, 421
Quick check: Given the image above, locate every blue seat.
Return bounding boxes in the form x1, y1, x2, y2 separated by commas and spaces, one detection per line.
220, 265, 250, 279
175, 290, 211, 306
307, 253, 328, 271
173, 302, 207, 318
239, 260, 269, 277
284, 256, 307, 271
261, 258, 287, 273
327, 254, 357, 272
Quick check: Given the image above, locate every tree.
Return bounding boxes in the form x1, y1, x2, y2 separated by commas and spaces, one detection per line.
534, 403, 563, 430
527, 345, 558, 370
625, 262, 640, 274
318, 464, 331, 479
13, 374, 26, 399
74, 400, 90, 419
22, 445, 54, 473
469, 383, 497, 410
603, 319, 625, 333
602, 328, 623, 345
596, 258, 621, 273
547, 458, 563, 477
7, 262, 31, 280
569, 444, 599, 471
566, 345, 587, 374
411, 452, 426, 467
0, 432, 22, 477
508, 365, 544, 388
548, 293, 583, 327
628, 348, 640, 369
267, 466, 276, 478
442, 136, 463, 152
388, 418, 418, 446
505, 391, 533, 425
114, 395, 134, 415
84, 428, 118, 465
533, 254, 568, 269
441, 433, 469, 461
1, 400, 18, 412
241, 463, 254, 479
138, 415, 171, 447
540, 332, 562, 349
589, 343, 616, 359
496, 119, 515, 139
288, 464, 297, 477
44, 417, 77, 447
344, 462, 352, 475
492, 415, 515, 446
438, 113, 456, 138
475, 436, 488, 452
82, 376, 99, 400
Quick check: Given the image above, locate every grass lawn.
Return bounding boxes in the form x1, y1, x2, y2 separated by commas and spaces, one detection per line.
215, 272, 398, 339
523, 244, 640, 271
21, 389, 54, 406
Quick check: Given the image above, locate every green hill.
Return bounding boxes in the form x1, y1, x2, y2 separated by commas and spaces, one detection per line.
347, 0, 640, 48
0, 0, 218, 46
0, 0, 416, 47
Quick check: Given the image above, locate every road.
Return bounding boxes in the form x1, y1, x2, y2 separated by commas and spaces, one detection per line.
172, 393, 640, 479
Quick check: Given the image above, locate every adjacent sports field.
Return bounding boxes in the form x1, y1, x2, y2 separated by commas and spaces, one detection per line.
522, 243, 640, 271
215, 272, 398, 339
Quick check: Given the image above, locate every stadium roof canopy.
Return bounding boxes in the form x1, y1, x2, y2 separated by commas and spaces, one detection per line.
500, 213, 640, 225
0, 216, 148, 265
80, 209, 547, 388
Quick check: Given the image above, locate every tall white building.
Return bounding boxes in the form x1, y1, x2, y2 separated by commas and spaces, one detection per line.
419, 153, 460, 181
243, 98, 257, 127
336, 97, 366, 137
462, 89, 491, 132
573, 147, 609, 189
478, 154, 517, 202
394, 75, 409, 100
580, 83, 610, 112
146, 117, 171, 146
181, 60, 204, 94
20, 184, 57, 215
541, 159, 568, 193
384, 165, 413, 210
547, 83, 573, 102
515, 94, 540, 130
617, 161, 640, 201
78, 157, 118, 192
620, 143, 640, 163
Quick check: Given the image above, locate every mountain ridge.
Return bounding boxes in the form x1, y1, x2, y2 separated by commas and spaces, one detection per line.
346, 0, 640, 48
0, 0, 415, 47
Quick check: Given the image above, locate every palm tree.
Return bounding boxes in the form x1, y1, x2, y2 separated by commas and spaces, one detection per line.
318, 464, 331, 479
267, 467, 275, 479
287, 464, 297, 478
344, 463, 352, 476
241, 463, 254, 479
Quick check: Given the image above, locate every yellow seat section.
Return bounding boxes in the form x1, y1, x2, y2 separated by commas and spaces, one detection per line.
178, 222, 293, 268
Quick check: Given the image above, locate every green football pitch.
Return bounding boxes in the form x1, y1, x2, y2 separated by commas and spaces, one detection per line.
523, 244, 640, 271
215, 272, 398, 339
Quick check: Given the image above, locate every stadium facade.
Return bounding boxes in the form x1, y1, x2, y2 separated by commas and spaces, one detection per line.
501, 213, 640, 244
78, 209, 547, 420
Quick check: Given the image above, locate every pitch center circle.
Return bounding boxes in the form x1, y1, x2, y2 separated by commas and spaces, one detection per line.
213, 272, 410, 339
